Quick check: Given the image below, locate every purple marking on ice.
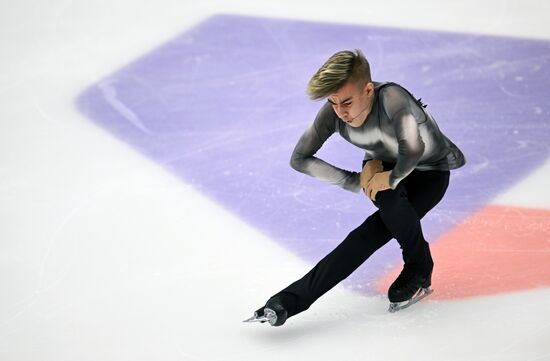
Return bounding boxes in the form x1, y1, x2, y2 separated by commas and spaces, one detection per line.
76, 15, 550, 294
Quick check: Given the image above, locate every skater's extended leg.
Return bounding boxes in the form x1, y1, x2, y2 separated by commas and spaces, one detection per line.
276, 210, 393, 318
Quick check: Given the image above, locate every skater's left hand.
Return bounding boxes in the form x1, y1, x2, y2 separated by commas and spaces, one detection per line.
365, 171, 392, 201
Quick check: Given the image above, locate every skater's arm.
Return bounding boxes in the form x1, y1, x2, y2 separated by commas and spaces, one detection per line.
380, 86, 426, 189
290, 102, 362, 193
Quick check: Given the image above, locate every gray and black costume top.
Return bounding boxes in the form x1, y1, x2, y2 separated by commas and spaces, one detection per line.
290, 82, 466, 192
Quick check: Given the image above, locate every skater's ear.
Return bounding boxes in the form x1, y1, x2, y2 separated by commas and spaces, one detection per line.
362, 81, 374, 97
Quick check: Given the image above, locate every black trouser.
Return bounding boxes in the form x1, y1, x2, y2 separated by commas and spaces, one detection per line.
271, 164, 450, 318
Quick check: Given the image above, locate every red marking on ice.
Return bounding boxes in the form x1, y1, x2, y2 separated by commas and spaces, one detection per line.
376, 205, 550, 300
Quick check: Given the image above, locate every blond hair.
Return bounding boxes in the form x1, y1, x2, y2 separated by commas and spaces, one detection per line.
307, 49, 371, 100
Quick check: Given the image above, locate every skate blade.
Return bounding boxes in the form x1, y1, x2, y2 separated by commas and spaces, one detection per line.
388, 287, 433, 313
242, 315, 270, 323
242, 309, 276, 324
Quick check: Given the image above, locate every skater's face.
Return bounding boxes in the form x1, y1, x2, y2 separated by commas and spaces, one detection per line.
328, 80, 374, 128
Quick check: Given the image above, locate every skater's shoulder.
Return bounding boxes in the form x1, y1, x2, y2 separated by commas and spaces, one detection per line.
376, 81, 411, 100
316, 100, 338, 119
312, 101, 339, 129
375, 82, 427, 121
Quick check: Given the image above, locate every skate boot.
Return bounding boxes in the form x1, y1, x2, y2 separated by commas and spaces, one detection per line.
387, 265, 433, 313
243, 296, 288, 326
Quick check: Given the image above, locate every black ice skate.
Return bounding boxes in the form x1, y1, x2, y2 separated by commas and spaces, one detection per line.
387, 266, 433, 313
243, 297, 288, 326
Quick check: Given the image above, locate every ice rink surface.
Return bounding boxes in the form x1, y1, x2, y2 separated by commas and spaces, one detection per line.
1, 1, 550, 360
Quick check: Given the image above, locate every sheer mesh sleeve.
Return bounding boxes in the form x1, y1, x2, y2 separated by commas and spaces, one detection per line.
380, 85, 426, 189
290, 102, 362, 193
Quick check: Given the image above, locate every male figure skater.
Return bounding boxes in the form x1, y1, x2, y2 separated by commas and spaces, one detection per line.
244, 49, 465, 326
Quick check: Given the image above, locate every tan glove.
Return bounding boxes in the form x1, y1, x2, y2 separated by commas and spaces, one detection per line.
366, 170, 392, 201
360, 160, 383, 190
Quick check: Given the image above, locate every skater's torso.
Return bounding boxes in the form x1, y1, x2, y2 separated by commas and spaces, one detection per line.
290, 82, 466, 192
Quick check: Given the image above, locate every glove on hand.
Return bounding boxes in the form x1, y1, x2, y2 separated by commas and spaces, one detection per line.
360, 160, 383, 189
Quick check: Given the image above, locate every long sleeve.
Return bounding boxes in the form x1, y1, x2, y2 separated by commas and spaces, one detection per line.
290, 102, 362, 193
380, 86, 426, 189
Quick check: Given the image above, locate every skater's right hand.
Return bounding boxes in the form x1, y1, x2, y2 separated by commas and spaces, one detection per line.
360, 160, 383, 190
